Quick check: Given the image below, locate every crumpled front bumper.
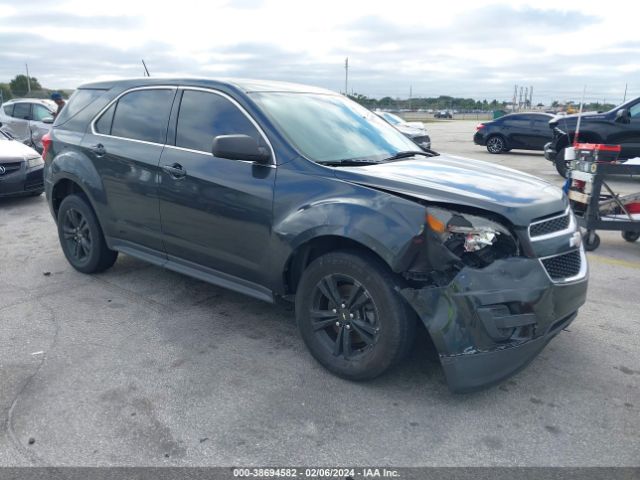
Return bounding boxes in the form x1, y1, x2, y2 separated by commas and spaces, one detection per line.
400, 252, 588, 393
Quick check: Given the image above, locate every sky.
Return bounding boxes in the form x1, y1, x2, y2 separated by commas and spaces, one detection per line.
0, 0, 638, 104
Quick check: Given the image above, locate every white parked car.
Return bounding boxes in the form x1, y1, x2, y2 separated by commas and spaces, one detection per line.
374, 111, 431, 149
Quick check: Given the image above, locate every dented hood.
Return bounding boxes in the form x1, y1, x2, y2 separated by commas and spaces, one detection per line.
334, 154, 567, 226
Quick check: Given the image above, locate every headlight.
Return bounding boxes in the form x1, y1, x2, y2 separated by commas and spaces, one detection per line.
426, 207, 517, 267
27, 157, 44, 168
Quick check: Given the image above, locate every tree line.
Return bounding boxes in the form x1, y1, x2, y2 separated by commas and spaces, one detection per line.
0, 75, 70, 102
347, 92, 616, 112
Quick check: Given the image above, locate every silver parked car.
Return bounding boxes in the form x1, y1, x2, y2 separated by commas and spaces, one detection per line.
0, 127, 45, 197
0, 99, 56, 152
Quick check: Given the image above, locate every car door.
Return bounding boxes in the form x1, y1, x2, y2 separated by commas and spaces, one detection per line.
501, 115, 532, 148
81, 87, 177, 252
6, 102, 31, 142
157, 87, 276, 283
529, 115, 554, 149
608, 102, 640, 158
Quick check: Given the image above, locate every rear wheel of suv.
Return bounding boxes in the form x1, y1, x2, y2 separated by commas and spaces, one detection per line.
295, 251, 416, 380
57, 194, 118, 273
486, 135, 506, 154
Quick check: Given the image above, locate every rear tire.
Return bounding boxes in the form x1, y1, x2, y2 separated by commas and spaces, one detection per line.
295, 251, 416, 381
622, 231, 640, 243
57, 194, 118, 273
486, 135, 506, 154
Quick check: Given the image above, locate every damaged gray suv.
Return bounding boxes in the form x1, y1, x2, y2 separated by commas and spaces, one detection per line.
44, 78, 588, 392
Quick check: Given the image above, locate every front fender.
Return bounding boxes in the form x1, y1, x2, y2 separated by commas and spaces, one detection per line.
267, 165, 427, 292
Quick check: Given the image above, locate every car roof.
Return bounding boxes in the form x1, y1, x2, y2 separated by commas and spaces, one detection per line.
5, 98, 55, 105
77, 77, 336, 95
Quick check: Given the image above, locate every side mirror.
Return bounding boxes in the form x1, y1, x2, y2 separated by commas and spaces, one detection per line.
212, 134, 271, 164
42, 117, 54, 124
615, 108, 630, 124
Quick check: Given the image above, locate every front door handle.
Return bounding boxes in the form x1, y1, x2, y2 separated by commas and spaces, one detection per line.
90, 143, 106, 156
162, 163, 187, 179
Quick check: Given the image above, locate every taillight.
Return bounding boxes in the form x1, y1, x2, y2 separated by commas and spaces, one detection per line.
41, 132, 52, 161
476, 123, 485, 131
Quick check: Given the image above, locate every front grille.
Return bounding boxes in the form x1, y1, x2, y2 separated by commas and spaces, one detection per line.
530, 212, 570, 237
541, 250, 582, 280
0, 161, 22, 176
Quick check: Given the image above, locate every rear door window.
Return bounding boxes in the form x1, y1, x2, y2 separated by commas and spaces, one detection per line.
175, 90, 261, 152
12, 103, 31, 120
110, 89, 175, 144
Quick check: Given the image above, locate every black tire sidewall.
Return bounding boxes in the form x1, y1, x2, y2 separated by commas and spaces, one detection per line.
295, 251, 412, 380
555, 148, 569, 178
57, 194, 108, 273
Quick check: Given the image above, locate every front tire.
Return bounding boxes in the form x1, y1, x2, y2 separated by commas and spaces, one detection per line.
486, 135, 506, 154
295, 251, 416, 381
57, 194, 118, 273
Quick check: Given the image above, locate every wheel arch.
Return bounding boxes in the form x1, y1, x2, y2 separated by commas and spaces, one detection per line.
51, 175, 96, 221
282, 234, 395, 296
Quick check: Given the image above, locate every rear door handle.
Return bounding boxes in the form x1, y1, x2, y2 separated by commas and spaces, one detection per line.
162, 163, 187, 179
90, 143, 106, 156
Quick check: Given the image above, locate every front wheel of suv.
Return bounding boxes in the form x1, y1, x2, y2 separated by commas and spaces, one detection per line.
295, 251, 416, 381
57, 194, 118, 273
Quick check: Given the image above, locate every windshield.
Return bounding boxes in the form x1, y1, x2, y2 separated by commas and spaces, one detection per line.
381, 112, 402, 125
251, 92, 419, 164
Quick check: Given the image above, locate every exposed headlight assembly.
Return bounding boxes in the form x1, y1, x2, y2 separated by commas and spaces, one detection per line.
426, 207, 518, 268
26, 157, 44, 168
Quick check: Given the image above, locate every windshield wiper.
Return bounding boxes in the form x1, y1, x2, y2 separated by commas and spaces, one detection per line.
317, 158, 383, 166
382, 150, 436, 162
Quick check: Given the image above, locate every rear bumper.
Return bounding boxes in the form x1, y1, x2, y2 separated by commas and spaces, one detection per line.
473, 132, 486, 145
0, 164, 44, 197
400, 251, 588, 393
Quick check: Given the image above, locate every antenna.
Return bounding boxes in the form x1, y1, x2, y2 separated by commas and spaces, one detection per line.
25, 63, 31, 93
623, 83, 628, 103
574, 85, 586, 146
142, 59, 150, 77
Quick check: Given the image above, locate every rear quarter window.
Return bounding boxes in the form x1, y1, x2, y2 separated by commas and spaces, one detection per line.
2, 104, 13, 116
54, 89, 106, 126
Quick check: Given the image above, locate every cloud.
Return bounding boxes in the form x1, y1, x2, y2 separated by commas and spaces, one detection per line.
0, 1, 637, 103
3, 12, 142, 29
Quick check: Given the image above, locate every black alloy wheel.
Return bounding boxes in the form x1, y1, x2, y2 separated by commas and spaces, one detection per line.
57, 194, 118, 273
310, 274, 380, 360
295, 251, 416, 381
62, 208, 93, 263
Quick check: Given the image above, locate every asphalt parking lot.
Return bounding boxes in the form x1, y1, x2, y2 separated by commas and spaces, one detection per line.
0, 120, 638, 467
